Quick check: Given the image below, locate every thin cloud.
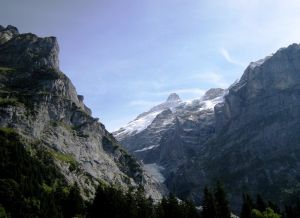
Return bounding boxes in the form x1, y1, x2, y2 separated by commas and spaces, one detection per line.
145, 88, 206, 98
128, 100, 161, 107
167, 88, 205, 96
105, 116, 138, 132
220, 48, 245, 67
129, 88, 205, 107
191, 72, 230, 88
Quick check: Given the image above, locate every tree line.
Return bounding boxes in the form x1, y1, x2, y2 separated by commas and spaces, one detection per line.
239, 192, 300, 218
1, 127, 300, 217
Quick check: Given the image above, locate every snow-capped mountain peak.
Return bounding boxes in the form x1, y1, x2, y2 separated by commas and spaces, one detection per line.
113, 94, 183, 140
113, 110, 163, 140
249, 55, 273, 69
113, 90, 227, 141
166, 93, 181, 102
201, 88, 226, 101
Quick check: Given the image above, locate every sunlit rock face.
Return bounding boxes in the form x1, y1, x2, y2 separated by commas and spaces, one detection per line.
0, 25, 59, 71
0, 25, 164, 201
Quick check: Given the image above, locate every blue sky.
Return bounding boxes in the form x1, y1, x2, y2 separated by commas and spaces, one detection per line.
2, 0, 300, 130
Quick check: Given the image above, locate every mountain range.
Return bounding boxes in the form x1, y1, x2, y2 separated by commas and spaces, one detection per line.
114, 43, 300, 210
2, 24, 300, 216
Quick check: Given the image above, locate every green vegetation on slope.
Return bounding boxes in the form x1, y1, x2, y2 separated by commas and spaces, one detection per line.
50, 150, 79, 172
0, 127, 85, 217
89, 186, 199, 218
0, 127, 200, 218
0, 67, 15, 73
0, 97, 19, 106
1, 127, 300, 218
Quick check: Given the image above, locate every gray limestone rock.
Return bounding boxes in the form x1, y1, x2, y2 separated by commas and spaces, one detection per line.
0, 25, 164, 201
166, 93, 181, 102
0, 25, 19, 44
114, 89, 226, 193
115, 44, 300, 211
202, 88, 226, 101
168, 44, 300, 211
0, 25, 59, 70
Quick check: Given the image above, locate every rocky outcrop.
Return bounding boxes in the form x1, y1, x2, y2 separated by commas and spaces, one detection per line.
166, 93, 181, 102
0, 25, 59, 71
0, 25, 19, 44
0, 25, 164, 200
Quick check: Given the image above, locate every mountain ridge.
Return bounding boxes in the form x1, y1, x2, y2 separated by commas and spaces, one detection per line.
114, 88, 226, 183
114, 43, 300, 210
0, 25, 164, 200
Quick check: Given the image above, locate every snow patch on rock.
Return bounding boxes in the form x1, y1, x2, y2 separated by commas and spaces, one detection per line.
134, 145, 160, 152
114, 110, 162, 139
114, 89, 226, 140
249, 55, 273, 69
143, 163, 165, 183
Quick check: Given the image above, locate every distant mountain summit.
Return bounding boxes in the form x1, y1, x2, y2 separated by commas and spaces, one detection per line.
202, 88, 226, 100
115, 44, 300, 210
114, 93, 183, 141
166, 93, 181, 102
113, 88, 226, 182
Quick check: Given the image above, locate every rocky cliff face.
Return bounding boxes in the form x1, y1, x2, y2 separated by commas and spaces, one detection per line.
0, 25, 59, 71
115, 44, 300, 210
0, 25, 163, 200
114, 88, 226, 186
193, 43, 300, 208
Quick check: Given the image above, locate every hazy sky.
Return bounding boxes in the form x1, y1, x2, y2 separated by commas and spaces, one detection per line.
1, 0, 300, 130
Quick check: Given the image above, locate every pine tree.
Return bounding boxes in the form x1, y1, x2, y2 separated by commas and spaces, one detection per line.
0, 205, 7, 218
183, 200, 200, 218
157, 197, 168, 218
135, 185, 154, 218
202, 186, 216, 218
240, 193, 253, 218
256, 194, 267, 212
64, 183, 85, 217
124, 187, 137, 218
214, 181, 231, 218
167, 194, 181, 218
268, 201, 280, 214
